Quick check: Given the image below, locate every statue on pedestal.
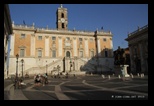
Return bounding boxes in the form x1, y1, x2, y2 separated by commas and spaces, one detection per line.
114, 47, 130, 77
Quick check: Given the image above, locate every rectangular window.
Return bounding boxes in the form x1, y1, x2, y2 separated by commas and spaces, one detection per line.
90, 51, 94, 57
38, 36, 42, 40
79, 38, 82, 42
38, 50, 42, 57
66, 37, 70, 41
21, 34, 25, 38
20, 49, 25, 57
52, 36, 56, 40
62, 23, 64, 28
79, 51, 83, 57
103, 38, 107, 42
52, 50, 56, 58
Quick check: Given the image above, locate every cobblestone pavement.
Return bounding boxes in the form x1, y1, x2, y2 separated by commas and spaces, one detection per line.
4, 75, 148, 100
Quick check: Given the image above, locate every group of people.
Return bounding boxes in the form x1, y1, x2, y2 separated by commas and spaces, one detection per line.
34, 73, 48, 86
14, 77, 26, 89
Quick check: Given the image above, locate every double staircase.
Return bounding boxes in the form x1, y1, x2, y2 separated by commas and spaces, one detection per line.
78, 58, 112, 73
25, 59, 62, 76
78, 58, 96, 72
25, 57, 112, 76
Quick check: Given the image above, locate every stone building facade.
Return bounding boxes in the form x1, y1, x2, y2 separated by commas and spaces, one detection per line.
125, 24, 148, 74
9, 5, 114, 76
4, 4, 13, 79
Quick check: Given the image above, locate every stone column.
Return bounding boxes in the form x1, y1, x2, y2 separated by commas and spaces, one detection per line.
65, 58, 68, 72
73, 37, 77, 57
10, 34, 15, 56
30, 34, 35, 56
73, 58, 76, 71
75, 57, 78, 71
84, 38, 89, 57
145, 41, 148, 73
130, 45, 136, 73
139, 42, 146, 73
97, 38, 101, 72
45, 36, 49, 57
97, 38, 101, 57
58, 36, 62, 57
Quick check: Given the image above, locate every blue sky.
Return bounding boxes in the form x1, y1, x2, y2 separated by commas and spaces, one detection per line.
9, 4, 148, 51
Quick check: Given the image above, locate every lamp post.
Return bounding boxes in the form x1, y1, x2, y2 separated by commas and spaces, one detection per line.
21, 59, 24, 80
94, 30, 99, 73
15, 54, 19, 89
57, 65, 60, 76
70, 58, 72, 72
46, 60, 48, 74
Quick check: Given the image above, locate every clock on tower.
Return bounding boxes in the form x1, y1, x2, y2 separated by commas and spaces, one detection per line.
61, 18, 65, 23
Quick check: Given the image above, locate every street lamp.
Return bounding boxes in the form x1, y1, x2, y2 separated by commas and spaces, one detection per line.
46, 60, 48, 74
15, 54, 19, 89
94, 30, 99, 73
70, 58, 72, 72
21, 59, 24, 80
57, 65, 60, 76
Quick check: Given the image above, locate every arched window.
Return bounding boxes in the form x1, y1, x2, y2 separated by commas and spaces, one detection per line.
66, 51, 70, 57
61, 13, 64, 18
62, 23, 64, 28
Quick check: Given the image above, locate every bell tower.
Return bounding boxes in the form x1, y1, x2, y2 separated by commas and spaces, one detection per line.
56, 4, 68, 30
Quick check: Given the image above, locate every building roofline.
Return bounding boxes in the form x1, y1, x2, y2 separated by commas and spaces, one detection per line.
12, 24, 113, 37
4, 4, 13, 34
125, 24, 148, 41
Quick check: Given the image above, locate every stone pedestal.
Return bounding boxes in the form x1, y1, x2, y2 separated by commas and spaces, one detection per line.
120, 65, 130, 77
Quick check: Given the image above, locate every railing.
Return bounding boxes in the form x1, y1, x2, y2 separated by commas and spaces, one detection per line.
47, 59, 62, 68
13, 24, 34, 29
78, 58, 96, 71
128, 24, 148, 36
13, 24, 112, 35
24, 59, 62, 74
78, 58, 87, 64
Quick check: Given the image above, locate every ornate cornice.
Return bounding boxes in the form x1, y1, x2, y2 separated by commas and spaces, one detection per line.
50, 47, 57, 50
36, 47, 43, 50
45, 36, 49, 38
18, 46, 26, 48
58, 36, 62, 39
84, 38, 88, 40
